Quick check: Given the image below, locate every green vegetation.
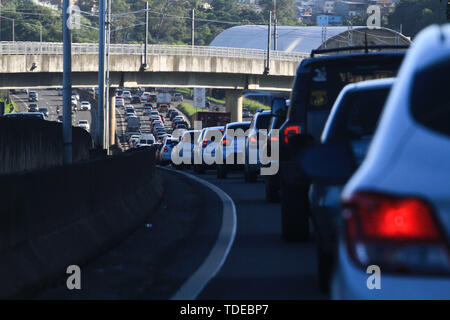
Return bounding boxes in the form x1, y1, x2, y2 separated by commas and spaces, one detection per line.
386, 0, 447, 38
0, 96, 18, 114
0, 0, 299, 45
207, 96, 226, 105
177, 102, 198, 118
243, 98, 269, 112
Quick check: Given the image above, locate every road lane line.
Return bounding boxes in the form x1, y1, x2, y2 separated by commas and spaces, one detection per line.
158, 166, 237, 300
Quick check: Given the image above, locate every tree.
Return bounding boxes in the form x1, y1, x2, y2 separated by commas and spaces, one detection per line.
387, 0, 447, 38
259, 0, 298, 25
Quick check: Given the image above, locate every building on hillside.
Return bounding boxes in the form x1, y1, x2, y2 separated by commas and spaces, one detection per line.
317, 14, 343, 26
323, 1, 336, 14
335, 0, 368, 17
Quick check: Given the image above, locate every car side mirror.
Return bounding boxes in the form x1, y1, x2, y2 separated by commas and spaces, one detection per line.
301, 143, 356, 184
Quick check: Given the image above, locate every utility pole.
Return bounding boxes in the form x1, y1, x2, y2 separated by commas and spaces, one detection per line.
62, 0, 72, 164
144, 1, 149, 67
264, 11, 272, 75
105, 0, 111, 151
97, 0, 106, 149
191, 8, 195, 48
273, 0, 277, 50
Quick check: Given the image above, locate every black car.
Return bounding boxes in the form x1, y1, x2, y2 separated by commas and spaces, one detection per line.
277, 46, 408, 242
131, 96, 141, 104
28, 103, 39, 112
262, 98, 289, 202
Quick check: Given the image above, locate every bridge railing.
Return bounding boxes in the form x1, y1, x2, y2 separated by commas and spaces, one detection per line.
0, 41, 308, 62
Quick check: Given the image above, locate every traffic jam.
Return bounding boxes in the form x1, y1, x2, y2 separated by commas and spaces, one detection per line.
114, 24, 450, 300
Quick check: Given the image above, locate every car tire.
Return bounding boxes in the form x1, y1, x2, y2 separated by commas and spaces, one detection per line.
265, 176, 280, 203
316, 235, 333, 294
245, 164, 258, 183
194, 164, 205, 174
217, 164, 227, 179
281, 186, 310, 242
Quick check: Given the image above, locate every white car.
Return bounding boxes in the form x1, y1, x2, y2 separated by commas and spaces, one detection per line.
80, 101, 91, 111
123, 91, 131, 100
78, 120, 90, 132
116, 98, 125, 107
129, 134, 141, 148
136, 134, 156, 147
141, 92, 151, 101
331, 25, 450, 300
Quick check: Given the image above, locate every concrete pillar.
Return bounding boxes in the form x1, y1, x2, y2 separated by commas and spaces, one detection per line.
109, 88, 116, 151
225, 89, 243, 123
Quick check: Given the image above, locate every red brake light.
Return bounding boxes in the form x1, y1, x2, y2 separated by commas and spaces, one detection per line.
202, 139, 207, 148
344, 192, 440, 241
222, 139, 228, 146
164, 147, 168, 153
283, 125, 300, 144
342, 191, 449, 274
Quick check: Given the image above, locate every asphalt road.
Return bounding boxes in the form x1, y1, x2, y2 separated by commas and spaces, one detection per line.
100, 96, 326, 299
11, 89, 92, 130
189, 168, 326, 300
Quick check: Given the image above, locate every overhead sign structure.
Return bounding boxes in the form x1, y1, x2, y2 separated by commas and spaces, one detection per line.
194, 88, 206, 109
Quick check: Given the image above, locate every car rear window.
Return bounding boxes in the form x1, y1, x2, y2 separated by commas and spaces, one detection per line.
326, 86, 390, 142
410, 57, 450, 137
288, 54, 404, 137
255, 113, 272, 130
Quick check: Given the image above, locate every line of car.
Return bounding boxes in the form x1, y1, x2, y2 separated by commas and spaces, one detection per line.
155, 25, 450, 299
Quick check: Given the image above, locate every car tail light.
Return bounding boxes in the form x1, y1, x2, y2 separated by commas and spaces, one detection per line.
249, 136, 257, 143
222, 139, 228, 146
164, 147, 168, 153
283, 125, 300, 144
202, 139, 207, 148
342, 191, 449, 274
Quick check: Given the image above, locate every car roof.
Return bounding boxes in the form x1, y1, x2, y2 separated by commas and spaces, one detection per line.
342, 77, 395, 93
226, 121, 251, 128
299, 51, 407, 71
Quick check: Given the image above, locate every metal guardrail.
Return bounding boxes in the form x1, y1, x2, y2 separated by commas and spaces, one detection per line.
0, 41, 308, 62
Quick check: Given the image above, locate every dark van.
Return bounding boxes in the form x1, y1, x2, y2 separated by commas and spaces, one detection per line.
277, 46, 408, 242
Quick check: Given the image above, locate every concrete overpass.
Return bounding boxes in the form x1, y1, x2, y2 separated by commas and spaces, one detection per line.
0, 41, 306, 122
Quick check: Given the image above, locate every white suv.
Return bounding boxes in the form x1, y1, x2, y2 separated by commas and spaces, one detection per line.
332, 25, 450, 299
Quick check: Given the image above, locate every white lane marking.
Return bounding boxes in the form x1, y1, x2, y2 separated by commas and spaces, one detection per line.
159, 166, 237, 300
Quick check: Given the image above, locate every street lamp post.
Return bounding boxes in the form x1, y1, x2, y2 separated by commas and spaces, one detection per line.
191, 8, 195, 49
62, 0, 72, 164
98, 0, 106, 149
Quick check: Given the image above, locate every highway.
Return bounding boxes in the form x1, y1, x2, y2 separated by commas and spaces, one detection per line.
11, 89, 92, 130
31, 93, 326, 300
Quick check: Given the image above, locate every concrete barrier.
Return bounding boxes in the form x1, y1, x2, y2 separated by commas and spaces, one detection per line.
0, 148, 164, 298
0, 118, 93, 174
